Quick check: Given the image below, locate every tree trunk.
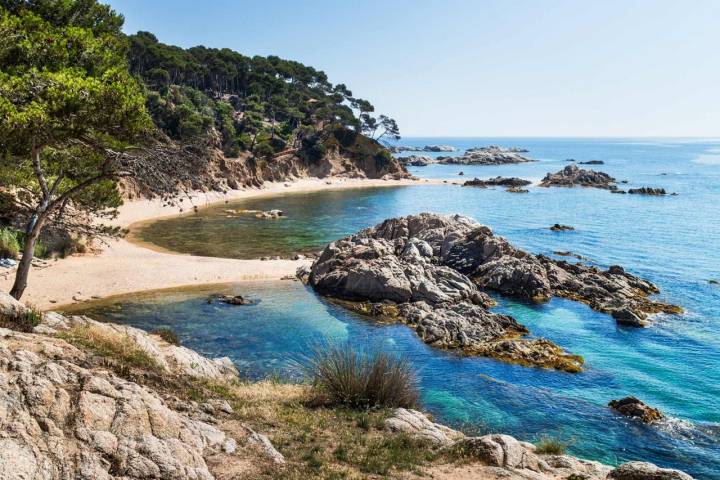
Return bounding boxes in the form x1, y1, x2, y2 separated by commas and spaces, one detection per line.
9, 216, 45, 300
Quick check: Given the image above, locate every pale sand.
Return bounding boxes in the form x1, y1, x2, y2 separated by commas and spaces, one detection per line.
0, 177, 454, 309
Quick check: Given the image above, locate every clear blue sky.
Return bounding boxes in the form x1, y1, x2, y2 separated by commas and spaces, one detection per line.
107, 0, 720, 137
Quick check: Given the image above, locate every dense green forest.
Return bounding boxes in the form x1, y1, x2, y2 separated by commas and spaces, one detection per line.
127, 32, 400, 159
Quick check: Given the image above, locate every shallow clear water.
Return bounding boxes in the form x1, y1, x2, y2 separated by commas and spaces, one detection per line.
107, 138, 720, 477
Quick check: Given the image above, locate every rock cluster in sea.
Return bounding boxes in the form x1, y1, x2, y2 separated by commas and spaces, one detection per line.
540, 164, 617, 189
438, 146, 534, 165
385, 408, 692, 480
389, 145, 456, 153
462, 176, 532, 188
301, 213, 681, 371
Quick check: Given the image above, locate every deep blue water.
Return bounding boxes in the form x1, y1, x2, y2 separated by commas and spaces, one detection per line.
86, 138, 720, 478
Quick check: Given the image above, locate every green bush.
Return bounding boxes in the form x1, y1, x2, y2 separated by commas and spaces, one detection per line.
253, 141, 275, 159
152, 327, 180, 346
307, 343, 419, 409
0, 228, 20, 259
33, 239, 49, 259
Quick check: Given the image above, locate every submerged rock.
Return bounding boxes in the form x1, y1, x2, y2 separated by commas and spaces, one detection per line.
550, 224, 575, 231
255, 209, 284, 219
463, 176, 532, 188
540, 164, 617, 189
439, 146, 534, 165
609, 397, 664, 423
303, 214, 681, 370
215, 294, 254, 306
579, 160, 605, 165
506, 187, 529, 193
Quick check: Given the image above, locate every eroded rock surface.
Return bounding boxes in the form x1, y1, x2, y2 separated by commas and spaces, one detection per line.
305, 214, 680, 370
0, 295, 290, 480
540, 164, 617, 189
608, 461, 693, 480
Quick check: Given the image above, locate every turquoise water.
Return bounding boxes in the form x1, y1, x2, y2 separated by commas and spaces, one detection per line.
103, 138, 720, 477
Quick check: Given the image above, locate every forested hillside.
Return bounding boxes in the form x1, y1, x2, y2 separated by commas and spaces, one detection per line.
127, 32, 401, 161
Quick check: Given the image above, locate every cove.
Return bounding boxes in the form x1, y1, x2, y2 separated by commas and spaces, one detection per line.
119, 138, 720, 478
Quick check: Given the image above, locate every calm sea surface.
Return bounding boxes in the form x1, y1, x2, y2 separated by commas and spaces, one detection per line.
87, 138, 720, 478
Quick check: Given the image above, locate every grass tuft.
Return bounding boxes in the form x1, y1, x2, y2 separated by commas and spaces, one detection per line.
57, 325, 164, 376
535, 435, 568, 455
0, 305, 42, 332
152, 326, 180, 345
307, 343, 419, 409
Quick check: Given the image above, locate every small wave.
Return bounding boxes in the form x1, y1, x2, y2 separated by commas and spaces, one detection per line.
655, 416, 720, 444
692, 153, 720, 165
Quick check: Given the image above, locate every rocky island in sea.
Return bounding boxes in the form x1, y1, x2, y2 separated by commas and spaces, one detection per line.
389, 144, 457, 153
438, 146, 535, 165
301, 213, 681, 369
396, 146, 534, 167
540, 164, 620, 189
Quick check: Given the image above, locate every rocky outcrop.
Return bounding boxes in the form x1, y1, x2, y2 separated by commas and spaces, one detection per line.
304, 214, 680, 370
397, 155, 434, 166
540, 164, 617, 189
628, 187, 669, 196
0, 297, 290, 480
608, 462, 693, 480
549, 224, 575, 231
438, 146, 534, 165
580, 160, 605, 165
385, 409, 692, 480
609, 397, 664, 423
385, 408, 465, 446
463, 177, 532, 188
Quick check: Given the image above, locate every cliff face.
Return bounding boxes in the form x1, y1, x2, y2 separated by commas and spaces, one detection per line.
123, 128, 408, 199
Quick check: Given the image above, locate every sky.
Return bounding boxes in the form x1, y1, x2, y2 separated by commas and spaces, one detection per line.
106, 0, 720, 137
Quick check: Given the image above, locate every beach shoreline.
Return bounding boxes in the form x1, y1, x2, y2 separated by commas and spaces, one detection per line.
0, 177, 449, 309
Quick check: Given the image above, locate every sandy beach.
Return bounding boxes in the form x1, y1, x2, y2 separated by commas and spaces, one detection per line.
0, 177, 450, 309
